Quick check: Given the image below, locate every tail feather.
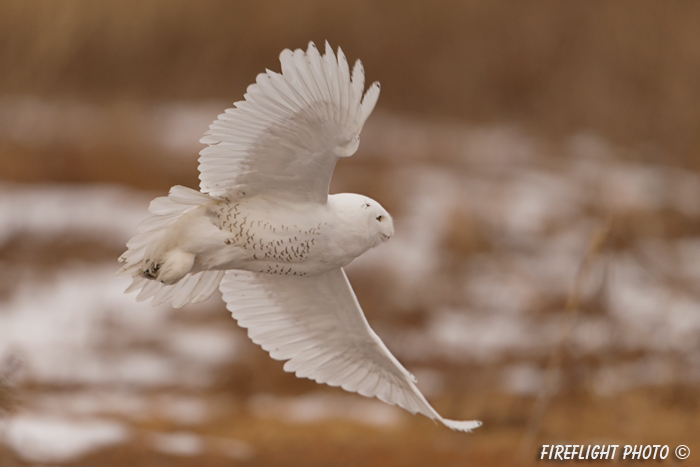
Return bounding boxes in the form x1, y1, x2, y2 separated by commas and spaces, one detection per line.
118, 185, 223, 307
130, 270, 225, 308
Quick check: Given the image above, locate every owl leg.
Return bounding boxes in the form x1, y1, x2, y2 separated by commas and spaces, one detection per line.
141, 248, 195, 285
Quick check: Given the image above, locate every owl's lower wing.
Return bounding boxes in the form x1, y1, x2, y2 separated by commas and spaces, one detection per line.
219, 268, 481, 432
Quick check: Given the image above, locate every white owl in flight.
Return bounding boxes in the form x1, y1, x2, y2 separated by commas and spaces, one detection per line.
118, 42, 480, 432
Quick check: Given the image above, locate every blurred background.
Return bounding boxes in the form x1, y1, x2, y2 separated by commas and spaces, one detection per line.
1, 1, 699, 465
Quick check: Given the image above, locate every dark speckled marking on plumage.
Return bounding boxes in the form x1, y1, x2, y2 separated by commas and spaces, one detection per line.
212, 201, 319, 277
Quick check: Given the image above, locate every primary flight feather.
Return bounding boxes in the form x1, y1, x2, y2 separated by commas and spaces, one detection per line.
118, 41, 481, 432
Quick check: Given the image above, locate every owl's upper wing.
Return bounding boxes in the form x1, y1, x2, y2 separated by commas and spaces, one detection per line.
219, 268, 481, 432
198, 42, 380, 204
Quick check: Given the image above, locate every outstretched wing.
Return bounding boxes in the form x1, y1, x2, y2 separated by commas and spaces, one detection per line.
199, 41, 381, 204
219, 268, 481, 432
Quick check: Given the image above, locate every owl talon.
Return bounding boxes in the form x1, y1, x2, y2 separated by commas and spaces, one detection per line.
142, 261, 161, 279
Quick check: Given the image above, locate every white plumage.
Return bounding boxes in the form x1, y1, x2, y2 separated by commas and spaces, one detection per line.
118, 42, 481, 432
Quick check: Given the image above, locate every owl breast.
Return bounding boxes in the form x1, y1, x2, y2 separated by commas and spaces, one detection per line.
208, 200, 333, 277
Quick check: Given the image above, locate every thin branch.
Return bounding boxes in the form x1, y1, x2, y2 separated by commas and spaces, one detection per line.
513, 215, 614, 466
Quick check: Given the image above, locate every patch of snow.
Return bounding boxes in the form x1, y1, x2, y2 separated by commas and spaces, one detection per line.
149, 431, 255, 460
33, 390, 150, 420
4, 414, 129, 463
150, 431, 204, 457
0, 182, 149, 247
427, 310, 547, 362
156, 394, 209, 425
501, 363, 545, 395
593, 358, 677, 396
608, 258, 700, 352
165, 325, 239, 365
0, 265, 235, 387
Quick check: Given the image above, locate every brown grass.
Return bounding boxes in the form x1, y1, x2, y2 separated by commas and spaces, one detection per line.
2, 1, 700, 167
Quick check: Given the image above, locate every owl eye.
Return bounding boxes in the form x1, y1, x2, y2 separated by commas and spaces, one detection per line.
376, 215, 383, 221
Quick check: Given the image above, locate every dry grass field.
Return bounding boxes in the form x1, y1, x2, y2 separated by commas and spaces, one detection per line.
1, 2, 699, 465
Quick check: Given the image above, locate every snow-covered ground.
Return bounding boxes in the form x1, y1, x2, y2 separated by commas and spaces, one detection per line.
1, 98, 699, 462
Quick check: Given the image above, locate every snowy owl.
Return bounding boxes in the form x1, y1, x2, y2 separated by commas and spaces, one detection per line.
118, 42, 481, 432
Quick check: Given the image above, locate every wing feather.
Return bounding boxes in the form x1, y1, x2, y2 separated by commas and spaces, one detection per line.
219, 268, 481, 432
322, 43, 340, 121
199, 42, 379, 203
336, 48, 351, 128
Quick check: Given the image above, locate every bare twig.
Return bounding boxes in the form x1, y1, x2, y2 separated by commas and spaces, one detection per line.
513, 216, 614, 466
0, 353, 22, 419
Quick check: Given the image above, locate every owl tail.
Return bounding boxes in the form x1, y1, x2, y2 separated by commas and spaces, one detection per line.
117, 185, 224, 308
